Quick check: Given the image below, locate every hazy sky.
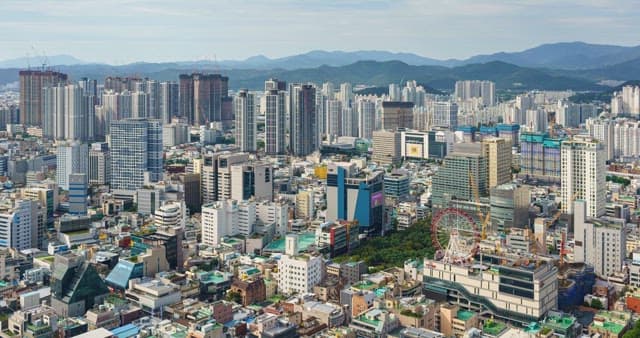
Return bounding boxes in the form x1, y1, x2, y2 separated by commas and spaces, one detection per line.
1, 0, 639, 64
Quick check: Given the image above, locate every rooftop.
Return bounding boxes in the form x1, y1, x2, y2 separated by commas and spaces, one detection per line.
483, 321, 507, 336
264, 232, 316, 252
456, 310, 475, 321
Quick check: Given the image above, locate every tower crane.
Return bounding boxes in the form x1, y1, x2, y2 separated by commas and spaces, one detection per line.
469, 170, 490, 240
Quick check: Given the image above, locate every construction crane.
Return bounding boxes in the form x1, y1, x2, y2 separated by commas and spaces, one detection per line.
469, 170, 491, 240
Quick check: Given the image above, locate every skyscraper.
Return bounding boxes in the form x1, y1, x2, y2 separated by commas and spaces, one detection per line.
429, 101, 458, 130
68, 173, 87, 215
110, 118, 163, 192
289, 84, 317, 156
264, 89, 286, 155
357, 99, 375, 140
326, 100, 342, 139
381, 101, 414, 130
159, 81, 179, 124
56, 141, 88, 190
19, 70, 68, 126
560, 135, 606, 217
234, 90, 256, 152
179, 73, 229, 125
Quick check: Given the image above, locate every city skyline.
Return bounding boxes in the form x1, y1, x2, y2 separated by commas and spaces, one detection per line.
1, 0, 639, 64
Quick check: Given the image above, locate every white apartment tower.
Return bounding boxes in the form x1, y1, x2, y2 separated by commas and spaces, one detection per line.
560, 135, 606, 217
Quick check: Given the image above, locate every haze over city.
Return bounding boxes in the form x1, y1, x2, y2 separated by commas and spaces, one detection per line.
1, 0, 640, 63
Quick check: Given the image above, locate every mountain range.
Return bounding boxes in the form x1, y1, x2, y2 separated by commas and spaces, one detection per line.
1, 42, 640, 91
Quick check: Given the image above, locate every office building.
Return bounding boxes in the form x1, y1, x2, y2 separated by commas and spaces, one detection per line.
264, 89, 287, 155
162, 121, 190, 147
289, 83, 317, 156
429, 101, 458, 130
490, 183, 530, 231
110, 118, 163, 192
519, 132, 564, 182
0, 199, 37, 251
68, 173, 87, 215
384, 172, 410, 200
381, 101, 414, 130
277, 234, 324, 295
325, 162, 385, 236
88, 142, 110, 186
51, 252, 110, 317
235, 90, 256, 152
560, 135, 606, 217
431, 143, 487, 210
573, 200, 626, 278
372, 130, 402, 166
454, 80, 495, 106
212, 152, 249, 201
201, 200, 256, 246
19, 70, 68, 126
56, 141, 88, 190
481, 137, 511, 188
179, 173, 201, 213
231, 161, 273, 201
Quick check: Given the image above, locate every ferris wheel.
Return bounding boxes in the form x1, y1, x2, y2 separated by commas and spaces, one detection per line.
431, 208, 479, 264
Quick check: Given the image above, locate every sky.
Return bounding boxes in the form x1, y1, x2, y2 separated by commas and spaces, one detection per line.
1, 0, 639, 64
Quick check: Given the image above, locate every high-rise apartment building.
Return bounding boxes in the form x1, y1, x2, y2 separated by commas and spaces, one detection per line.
159, 81, 179, 124
179, 73, 229, 125
326, 100, 342, 140
264, 89, 286, 155
560, 135, 606, 217
357, 99, 376, 140
289, 84, 317, 156
110, 118, 163, 192
454, 80, 495, 106
519, 132, 564, 182
585, 118, 615, 161
19, 70, 68, 126
235, 90, 256, 152
481, 137, 511, 188
289, 84, 319, 156
264, 78, 287, 92
56, 141, 88, 190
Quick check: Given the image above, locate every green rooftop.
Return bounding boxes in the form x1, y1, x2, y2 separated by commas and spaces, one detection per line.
264, 232, 316, 252
456, 310, 475, 321
483, 321, 507, 336
600, 322, 625, 334
544, 314, 576, 331
357, 314, 381, 327
353, 280, 377, 291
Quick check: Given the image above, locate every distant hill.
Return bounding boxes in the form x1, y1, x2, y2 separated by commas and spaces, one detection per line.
462, 42, 640, 69
0, 55, 87, 68
0, 60, 607, 91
